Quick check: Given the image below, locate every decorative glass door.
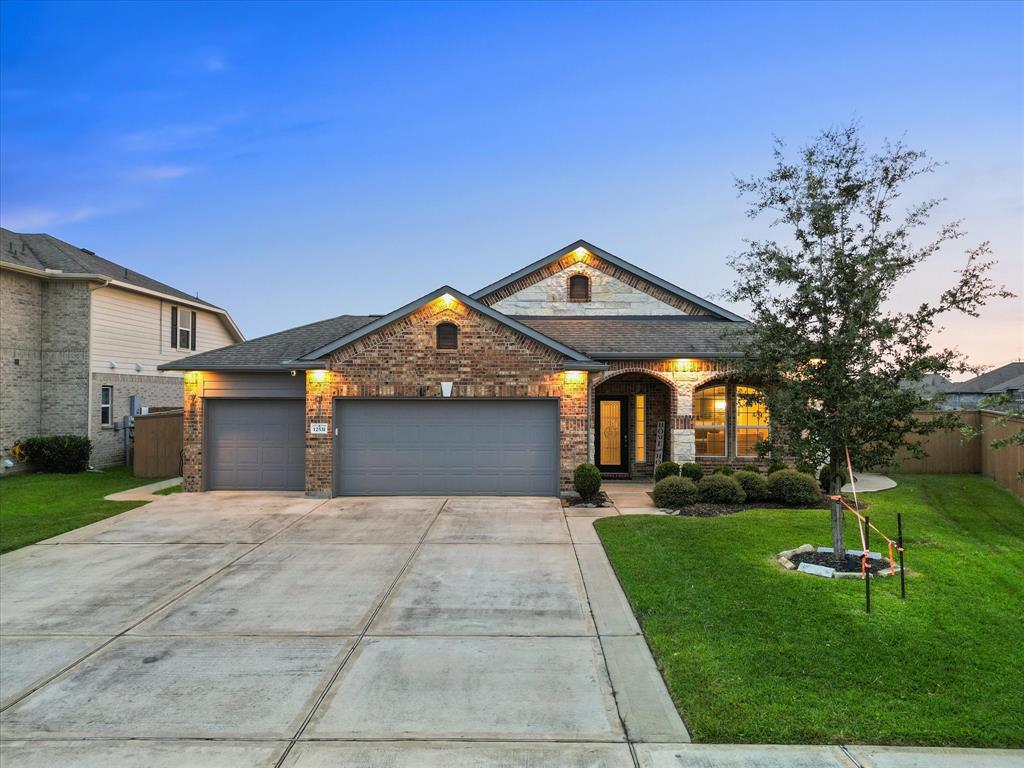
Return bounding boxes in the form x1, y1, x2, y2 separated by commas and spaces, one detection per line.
596, 396, 628, 473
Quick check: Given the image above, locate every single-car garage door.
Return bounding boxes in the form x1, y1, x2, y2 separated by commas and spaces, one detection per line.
335, 400, 559, 496
206, 399, 305, 490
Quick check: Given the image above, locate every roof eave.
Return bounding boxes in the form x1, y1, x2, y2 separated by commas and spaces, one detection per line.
589, 351, 748, 360
157, 361, 328, 372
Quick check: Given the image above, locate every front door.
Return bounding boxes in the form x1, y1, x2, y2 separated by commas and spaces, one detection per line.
595, 396, 628, 473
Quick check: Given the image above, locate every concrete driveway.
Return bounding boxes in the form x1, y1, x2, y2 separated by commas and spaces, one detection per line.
0, 491, 692, 767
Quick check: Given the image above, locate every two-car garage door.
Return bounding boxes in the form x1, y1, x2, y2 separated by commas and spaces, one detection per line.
334, 400, 559, 496
204, 398, 559, 495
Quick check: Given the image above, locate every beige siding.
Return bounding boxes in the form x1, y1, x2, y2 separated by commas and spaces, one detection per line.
89, 285, 236, 376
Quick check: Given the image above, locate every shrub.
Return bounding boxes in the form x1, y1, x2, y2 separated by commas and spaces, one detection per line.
652, 476, 698, 508
734, 470, 769, 502
654, 461, 680, 482
21, 435, 91, 473
573, 463, 602, 502
679, 462, 703, 481
698, 474, 746, 504
794, 459, 817, 475
818, 465, 849, 493
712, 465, 734, 476
767, 469, 822, 506
767, 458, 788, 474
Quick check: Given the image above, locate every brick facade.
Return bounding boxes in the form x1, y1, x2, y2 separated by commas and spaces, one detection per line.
182, 373, 203, 491
89, 372, 183, 467
1, 270, 91, 473
303, 296, 589, 496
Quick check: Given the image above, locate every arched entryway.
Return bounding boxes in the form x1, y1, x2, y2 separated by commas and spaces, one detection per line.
592, 372, 673, 479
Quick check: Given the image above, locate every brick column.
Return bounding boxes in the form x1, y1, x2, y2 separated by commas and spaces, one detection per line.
182, 373, 203, 491
305, 370, 334, 498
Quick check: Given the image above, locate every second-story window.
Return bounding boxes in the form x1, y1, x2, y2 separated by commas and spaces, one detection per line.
568, 274, 591, 302
171, 307, 196, 350
436, 322, 458, 350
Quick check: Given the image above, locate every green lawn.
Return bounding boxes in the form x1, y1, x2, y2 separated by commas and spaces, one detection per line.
0, 467, 165, 553
154, 483, 182, 495
596, 474, 1024, 747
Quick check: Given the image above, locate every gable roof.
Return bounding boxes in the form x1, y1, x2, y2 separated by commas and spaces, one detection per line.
471, 239, 746, 322
1, 227, 243, 340
985, 373, 1024, 394
160, 314, 380, 371
946, 362, 1024, 394
514, 315, 752, 358
298, 286, 602, 367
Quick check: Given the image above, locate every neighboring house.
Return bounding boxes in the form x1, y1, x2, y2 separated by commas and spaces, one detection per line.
162, 240, 762, 496
0, 228, 243, 471
914, 363, 1024, 411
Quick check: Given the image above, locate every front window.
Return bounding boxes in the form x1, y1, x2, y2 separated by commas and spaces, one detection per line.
736, 386, 769, 456
635, 394, 646, 463
694, 384, 726, 456
100, 385, 113, 426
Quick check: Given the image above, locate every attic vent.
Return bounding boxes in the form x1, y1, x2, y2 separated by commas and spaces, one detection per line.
80, 248, 96, 255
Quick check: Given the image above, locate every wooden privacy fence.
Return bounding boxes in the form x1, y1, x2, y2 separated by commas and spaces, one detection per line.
896, 410, 1023, 497
133, 410, 183, 478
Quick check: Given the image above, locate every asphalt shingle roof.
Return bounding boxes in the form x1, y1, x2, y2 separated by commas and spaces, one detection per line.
1, 227, 224, 310
160, 314, 380, 370
514, 315, 751, 357
946, 362, 1024, 394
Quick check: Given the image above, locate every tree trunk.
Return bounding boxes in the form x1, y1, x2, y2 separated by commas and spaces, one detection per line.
829, 450, 844, 564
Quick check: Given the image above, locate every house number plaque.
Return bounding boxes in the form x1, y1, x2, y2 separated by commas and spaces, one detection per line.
310, 423, 329, 435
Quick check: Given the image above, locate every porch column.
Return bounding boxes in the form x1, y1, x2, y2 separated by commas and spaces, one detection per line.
671, 374, 697, 463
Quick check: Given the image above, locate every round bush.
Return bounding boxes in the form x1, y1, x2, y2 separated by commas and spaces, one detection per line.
712, 465, 734, 476
767, 469, 822, 506
652, 476, 698, 508
653, 461, 680, 482
573, 463, 602, 502
679, 462, 703, 481
767, 458, 788, 474
698, 474, 746, 504
818, 465, 849, 493
21, 435, 91, 473
734, 470, 769, 502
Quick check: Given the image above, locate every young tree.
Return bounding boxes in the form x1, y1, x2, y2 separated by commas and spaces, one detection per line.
726, 124, 1014, 559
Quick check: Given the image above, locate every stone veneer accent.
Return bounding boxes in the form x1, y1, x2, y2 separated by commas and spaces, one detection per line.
480, 249, 712, 316
304, 296, 589, 496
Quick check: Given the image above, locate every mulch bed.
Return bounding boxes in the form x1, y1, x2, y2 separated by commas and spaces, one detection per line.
790, 550, 891, 575
648, 492, 868, 517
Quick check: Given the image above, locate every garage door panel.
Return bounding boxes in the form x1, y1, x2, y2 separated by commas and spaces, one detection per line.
335, 400, 558, 496
206, 400, 305, 491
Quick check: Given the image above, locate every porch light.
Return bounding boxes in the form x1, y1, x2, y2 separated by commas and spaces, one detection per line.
673, 358, 695, 372
564, 370, 585, 383
309, 369, 328, 383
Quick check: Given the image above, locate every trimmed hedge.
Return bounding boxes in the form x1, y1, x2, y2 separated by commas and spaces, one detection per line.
698, 474, 745, 504
768, 469, 821, 506
712, 465, 735, 476
679, 462, 703, 481
734, 470, 769, 502
767, 458, 788, 474
20, 435, 92, 473
654, 461, 680, 482
574, 463, 602, 502
652, 476, 698, 508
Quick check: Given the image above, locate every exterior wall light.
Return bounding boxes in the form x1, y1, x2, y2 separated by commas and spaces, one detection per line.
564, 370, 586, 383
673, 358, 695, 372
184, 371, 201, 384
309, 369, 329, 383
438, 293, 457, 309
572, 247, 587, 262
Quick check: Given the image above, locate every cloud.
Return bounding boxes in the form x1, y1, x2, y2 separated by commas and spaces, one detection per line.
123, 164, 198, 182
0, 205, 99, 231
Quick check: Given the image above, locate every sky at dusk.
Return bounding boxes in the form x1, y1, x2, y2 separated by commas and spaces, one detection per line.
1, 1, 1021, 371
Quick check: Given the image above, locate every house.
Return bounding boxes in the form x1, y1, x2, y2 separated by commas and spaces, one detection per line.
161, 240, 764, 496
918, 363, 1024, 411
0, 228, 244, 471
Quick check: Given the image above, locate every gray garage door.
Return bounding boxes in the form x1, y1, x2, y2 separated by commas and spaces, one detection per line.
206, 399, 305, 490
335, 400, 559, 496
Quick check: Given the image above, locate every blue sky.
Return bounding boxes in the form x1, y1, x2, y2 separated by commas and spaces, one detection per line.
2, 1, 1021, 367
